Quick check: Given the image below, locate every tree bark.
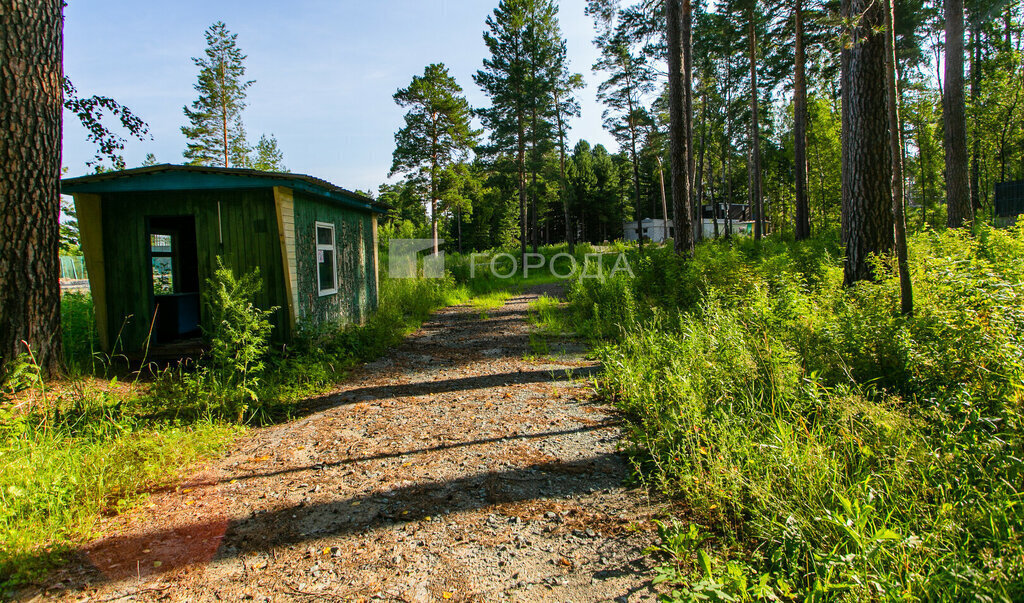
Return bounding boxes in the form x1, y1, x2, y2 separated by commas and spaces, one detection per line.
657, 156, 670, 241
0, 0, 64, 376
793, 0, 811, 240
667, 0, 693, 255
518, 121, 528, 269
748, 10, 764, 240
624, 68, 644, 254
884, 0, 913, 315
841, 0, 894, 285
685, 3, 697, 244
554, 88, 573, 250
944, 0, 973, 227
969, 27, 981, 213
695, 86, 708, 242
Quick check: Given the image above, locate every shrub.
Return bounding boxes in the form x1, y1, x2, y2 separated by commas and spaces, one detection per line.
569, 225, 1024, 599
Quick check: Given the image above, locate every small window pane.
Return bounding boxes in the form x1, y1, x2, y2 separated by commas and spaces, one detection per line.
317, 225, 334, 246
151, 234, 173, 254
318, 248, 335, 292
153, 257, 174, 294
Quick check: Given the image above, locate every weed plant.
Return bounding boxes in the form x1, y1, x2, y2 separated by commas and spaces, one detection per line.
564, 226, 1024, 600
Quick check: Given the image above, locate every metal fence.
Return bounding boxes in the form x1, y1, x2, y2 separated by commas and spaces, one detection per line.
59, 256, 88, 280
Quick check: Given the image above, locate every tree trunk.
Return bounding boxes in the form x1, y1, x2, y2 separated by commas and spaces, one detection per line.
554, 88, 573, 250
710, 152, 720, 237
969, 27, 981, 213
944, 0, 973, 227
221, 63, 229, 168
657, 156, 670, 241
530, 105, 540, 253
918, 111, 930, 229
793, 0, 811, 240
841, 0, 894, 285
517, 122, 528, 269
624, 69, 644, 254
884, 0, 913, 315
748, 10, 764, 240
667, 0, 693, 255
685, 5, 697, 244
695, 87, 708, 242
0, 0, 64, 376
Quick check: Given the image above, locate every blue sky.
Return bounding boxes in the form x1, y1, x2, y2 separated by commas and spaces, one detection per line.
61, 0, 618, 193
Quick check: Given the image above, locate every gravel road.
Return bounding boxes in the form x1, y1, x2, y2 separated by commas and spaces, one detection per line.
36, 285, 663, 602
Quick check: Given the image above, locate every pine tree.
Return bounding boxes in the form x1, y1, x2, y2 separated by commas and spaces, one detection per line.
523, 0, 564, 252
944, 0, 973, 227
594, 24, 656, 252
667, 0, 695, 255
251, 134, 287, 172
476, 0, 564, 265
0, 0, 63, 376
181, 22, 253, 168
391, 63, 477, 254
841, 0, 894, 284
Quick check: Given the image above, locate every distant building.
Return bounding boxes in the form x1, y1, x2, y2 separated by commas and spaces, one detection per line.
623, 218, 674, 243
996, 180, 1024, 226
623, 203, 757, 242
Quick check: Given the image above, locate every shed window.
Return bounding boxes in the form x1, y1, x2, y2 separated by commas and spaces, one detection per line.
150, 233, 175, 294
315, 222, 337, 296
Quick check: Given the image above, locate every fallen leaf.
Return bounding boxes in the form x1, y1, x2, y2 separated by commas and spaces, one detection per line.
442, 592, 453, 600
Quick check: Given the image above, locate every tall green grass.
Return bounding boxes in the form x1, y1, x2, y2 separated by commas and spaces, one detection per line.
0, 270, 473, 589
563, 226, 1024, 600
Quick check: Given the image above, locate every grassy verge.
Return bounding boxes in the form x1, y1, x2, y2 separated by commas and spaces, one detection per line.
0, 272, 474, 588
554, 226, 1024, 600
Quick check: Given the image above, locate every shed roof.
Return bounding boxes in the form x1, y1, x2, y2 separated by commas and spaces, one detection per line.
61, 164, 390, 214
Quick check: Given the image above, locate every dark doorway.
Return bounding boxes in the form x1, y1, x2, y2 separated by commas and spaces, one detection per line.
146, 216, 201, 344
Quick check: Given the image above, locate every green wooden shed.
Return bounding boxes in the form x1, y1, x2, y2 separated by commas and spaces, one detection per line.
61, 165, 388, 355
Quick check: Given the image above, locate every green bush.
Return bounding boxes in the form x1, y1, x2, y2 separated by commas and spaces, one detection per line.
569, 226, 1024, 600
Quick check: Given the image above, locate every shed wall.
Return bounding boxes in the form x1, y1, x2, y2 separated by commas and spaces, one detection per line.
99, 189, 290, 351
292, 192, 377, 327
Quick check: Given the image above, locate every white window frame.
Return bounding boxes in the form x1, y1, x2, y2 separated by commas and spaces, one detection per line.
315, 221, 338, 296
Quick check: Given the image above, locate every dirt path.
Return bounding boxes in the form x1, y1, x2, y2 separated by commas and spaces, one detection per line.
40, 285, 662, 602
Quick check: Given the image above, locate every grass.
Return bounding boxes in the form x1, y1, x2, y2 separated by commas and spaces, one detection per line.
553, 226, 1024, 600
0, 271, 481, 589
471, 290, 513, 318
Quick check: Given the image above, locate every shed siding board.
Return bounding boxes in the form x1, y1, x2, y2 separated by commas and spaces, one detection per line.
73, 194, 110, 351
273, 187, 299, 329
293, 191, 377, 327
99, 189, 289, 351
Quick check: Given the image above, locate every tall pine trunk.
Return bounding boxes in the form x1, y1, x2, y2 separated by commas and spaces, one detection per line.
554, 88, 573, 249
624, 69, 644, 254
0, 0, 64, 376
517, 120, 528, 269
943, 0, 972, 227
696, 89, 708, 242
884, 0, 913, 315
657, 156, 670, 240
793, 0, 811, 239
841, 0, 894, 285
969, 27, 981, 213
748, 10, 764, 240
667, 0, 694, 255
